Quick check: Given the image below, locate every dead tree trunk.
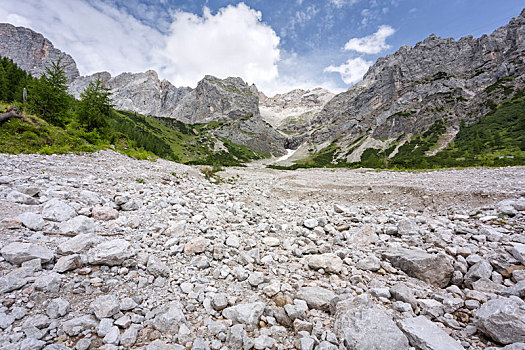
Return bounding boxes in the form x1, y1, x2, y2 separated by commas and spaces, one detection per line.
0, 107, 23, 125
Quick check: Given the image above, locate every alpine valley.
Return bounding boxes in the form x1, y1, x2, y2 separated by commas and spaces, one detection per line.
1, 10, 525, 168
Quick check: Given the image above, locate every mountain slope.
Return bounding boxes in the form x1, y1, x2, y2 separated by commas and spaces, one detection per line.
297, 9, 525, 164
0, 23, 79, 81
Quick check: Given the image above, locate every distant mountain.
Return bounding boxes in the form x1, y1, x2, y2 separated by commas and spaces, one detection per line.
293, 8, 525, 165
0, 23, 79, 81
2, 8, 525, 168
259, 88, 334, 133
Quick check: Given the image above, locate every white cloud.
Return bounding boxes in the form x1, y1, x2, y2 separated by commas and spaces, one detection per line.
159, 3, 280, 87
0, 1, 280, 90
330, 0, 360, 8
343, 25, 395, 54
324, 57, 372, 84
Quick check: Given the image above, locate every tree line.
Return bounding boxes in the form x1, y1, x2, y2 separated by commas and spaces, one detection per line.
0, 55, 112, 133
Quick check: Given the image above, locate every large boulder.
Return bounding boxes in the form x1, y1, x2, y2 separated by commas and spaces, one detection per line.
87, 239, 135, 266
58, 215, 95, 235
1, 242, 54, 265
307, 253, 343, 273
398, 315, 465, 350
474, 297, 525, 344
42, 198, 76, 222
383, 248, 454, 288
90, 295, 120, 319
222, 302, 266, 328
295, 287, 336, 311
334, 306, 409, 350
57, 234, 97, 255
16, 212, 46, 231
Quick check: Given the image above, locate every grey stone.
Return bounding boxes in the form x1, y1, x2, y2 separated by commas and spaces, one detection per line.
87, 239, 135, 266
54, 254, 82, 273
90, 295, 120, 319
75, 338, 91, 350
474, 297, 525, 344
464, 260, 493, 288
248, 271, 265, 287
0, 267, 32, 293
120, 327, 138, 347
1, 242, 54, 265
7, 190, 39, 205
46, 298, 70, 319
147, 255, 170, 277
226, 324, 247, 349
146, 339, 184, 350
303, 218, 319, 229
97, 318, 114, 337
211, 293, 229, 311
61, 315, 98, 336
397, 219, 419, 235
16, 212, 45, 231
0, 312, 15, 329
33, 272, 62, 293
222, 302, 265, 327
19, 338, 46, 350
511, 244, 525, 266
92, 206, 119, 221
296, 286, 336, 311
356, 255, 381, 271
307, 253, 343, 273
191, 338, 210, 350
253, 335, 276, 350
334, 306, 409, 350
42, 198, 76, 222
58, 215, 95, 235
383, 248, 454, 288
398, 315, 465, 350
119, 297, 138, 311
153, 302, 186, 333
57, 234, 97, 255
103, 326, 120, 345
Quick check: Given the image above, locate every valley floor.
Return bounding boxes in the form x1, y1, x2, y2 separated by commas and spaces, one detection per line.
0, 150, 524, 349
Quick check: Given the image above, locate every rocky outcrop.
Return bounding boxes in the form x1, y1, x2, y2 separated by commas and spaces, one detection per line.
308, 9, 525, 144
259, 88, 334, 131
0, 23, 79, 81
171, 75, 259, 124
68, 70, 191, 118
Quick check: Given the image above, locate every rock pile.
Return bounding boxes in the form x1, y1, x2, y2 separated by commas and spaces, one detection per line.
0, 151, 524, 349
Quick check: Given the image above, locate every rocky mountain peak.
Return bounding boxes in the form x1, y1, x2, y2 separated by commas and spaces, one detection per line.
0, 23, 79, 81
259, 87, 335, 129
310, 9, 525, 144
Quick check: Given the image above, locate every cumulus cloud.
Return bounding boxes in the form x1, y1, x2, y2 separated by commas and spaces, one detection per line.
160, 4, 280, 87
324, 57, 372, 84
344, 25, 395, 54
0, 1, 280, 90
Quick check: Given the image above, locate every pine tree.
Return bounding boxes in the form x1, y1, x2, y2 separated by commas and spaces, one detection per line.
77, 76, 113, 131
27, 58, 70, 125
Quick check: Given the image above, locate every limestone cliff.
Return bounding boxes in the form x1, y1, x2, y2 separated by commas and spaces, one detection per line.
0, 23, 79, 81
307, 9, 525, 146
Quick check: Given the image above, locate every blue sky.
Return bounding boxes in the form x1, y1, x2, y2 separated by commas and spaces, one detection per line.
0, 0, 523, 95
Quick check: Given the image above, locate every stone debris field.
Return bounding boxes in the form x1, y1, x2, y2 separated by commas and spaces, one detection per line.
0, 150, 525, 350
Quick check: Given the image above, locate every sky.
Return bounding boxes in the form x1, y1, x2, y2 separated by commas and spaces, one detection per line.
0, 1, 523, 96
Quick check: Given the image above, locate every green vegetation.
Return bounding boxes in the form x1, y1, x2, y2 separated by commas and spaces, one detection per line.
0, 57, 266, 166
78, 77, 113, 131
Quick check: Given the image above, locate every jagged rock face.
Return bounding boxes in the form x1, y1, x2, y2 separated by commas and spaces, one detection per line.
0, 23, 79, 81
68, 70, 191, 118
171, 75, 260, 124
259, 88, 335, 131
309, 9, 525, 143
